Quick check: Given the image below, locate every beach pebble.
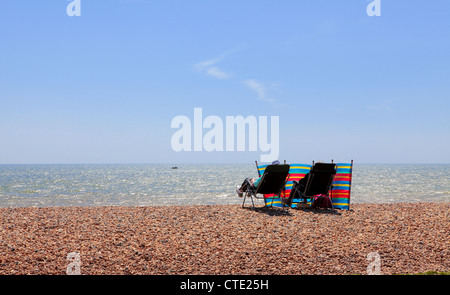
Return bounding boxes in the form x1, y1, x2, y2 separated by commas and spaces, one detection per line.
0, 203, 448, 275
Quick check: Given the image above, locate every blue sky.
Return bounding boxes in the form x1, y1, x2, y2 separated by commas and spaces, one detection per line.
0, 0, 449, 164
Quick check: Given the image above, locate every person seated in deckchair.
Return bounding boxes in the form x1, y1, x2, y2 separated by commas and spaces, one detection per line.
289, 161, 334, 208
235, 160, 280, 198
291, 171, 310, 196
290, 161, 327, 195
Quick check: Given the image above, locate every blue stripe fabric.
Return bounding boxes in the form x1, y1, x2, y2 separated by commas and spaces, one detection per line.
286, 164, 311, 209
331, 162, 353, 210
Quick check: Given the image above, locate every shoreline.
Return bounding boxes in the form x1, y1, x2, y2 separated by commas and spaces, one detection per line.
0, 202, 448, 275
1, 199, 449, 209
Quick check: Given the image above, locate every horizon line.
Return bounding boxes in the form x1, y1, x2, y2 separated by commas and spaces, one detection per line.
0, 162, 449, 165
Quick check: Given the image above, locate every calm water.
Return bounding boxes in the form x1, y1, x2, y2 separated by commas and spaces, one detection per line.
0, 164, 448, 207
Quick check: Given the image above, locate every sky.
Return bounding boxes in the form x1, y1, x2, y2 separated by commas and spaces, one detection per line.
0, 0, 449, 164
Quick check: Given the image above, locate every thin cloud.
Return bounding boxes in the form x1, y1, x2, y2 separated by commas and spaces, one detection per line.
243, 79, 275, 103
364, 100, 394, 113
194, 57, 223, 71
206, 67, 231, 80
194, 51, 234, 79
195, 50, 278, 104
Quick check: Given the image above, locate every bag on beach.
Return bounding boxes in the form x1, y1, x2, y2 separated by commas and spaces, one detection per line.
311, 195, 333, 208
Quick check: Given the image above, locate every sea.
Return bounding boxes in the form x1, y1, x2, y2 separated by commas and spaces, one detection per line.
0, 164, 448, 207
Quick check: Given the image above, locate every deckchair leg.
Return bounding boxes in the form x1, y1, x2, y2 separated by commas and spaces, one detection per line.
242, 191, 256, 210
327, 186, 332, 210
327, 195, 334, 210
280, 194, 288, 211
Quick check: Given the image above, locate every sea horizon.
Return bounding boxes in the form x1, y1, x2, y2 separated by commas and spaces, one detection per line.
1, 162, 449, 165
0, 163, 448, 208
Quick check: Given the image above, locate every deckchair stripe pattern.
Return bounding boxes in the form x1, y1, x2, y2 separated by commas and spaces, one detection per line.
258, 164, 313, 208
256, 161, 353, 209
331, 162, 353, 210
257, 165, 268, 176
285, 164, 312, 208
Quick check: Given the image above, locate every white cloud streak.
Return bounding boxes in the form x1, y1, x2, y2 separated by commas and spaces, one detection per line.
364, 100, 394, 112
195, 52, 233, 80
206, 66, 231, 80
195, 50, 278, 103
243, 79, 275, 103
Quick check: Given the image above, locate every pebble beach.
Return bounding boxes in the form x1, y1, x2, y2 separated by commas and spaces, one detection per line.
0, 203, 448, 275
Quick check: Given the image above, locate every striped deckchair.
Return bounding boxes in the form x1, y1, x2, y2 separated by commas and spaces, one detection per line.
330, 161, 353, 210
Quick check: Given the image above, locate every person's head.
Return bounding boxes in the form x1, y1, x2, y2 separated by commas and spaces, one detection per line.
271, 160, 280, 165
